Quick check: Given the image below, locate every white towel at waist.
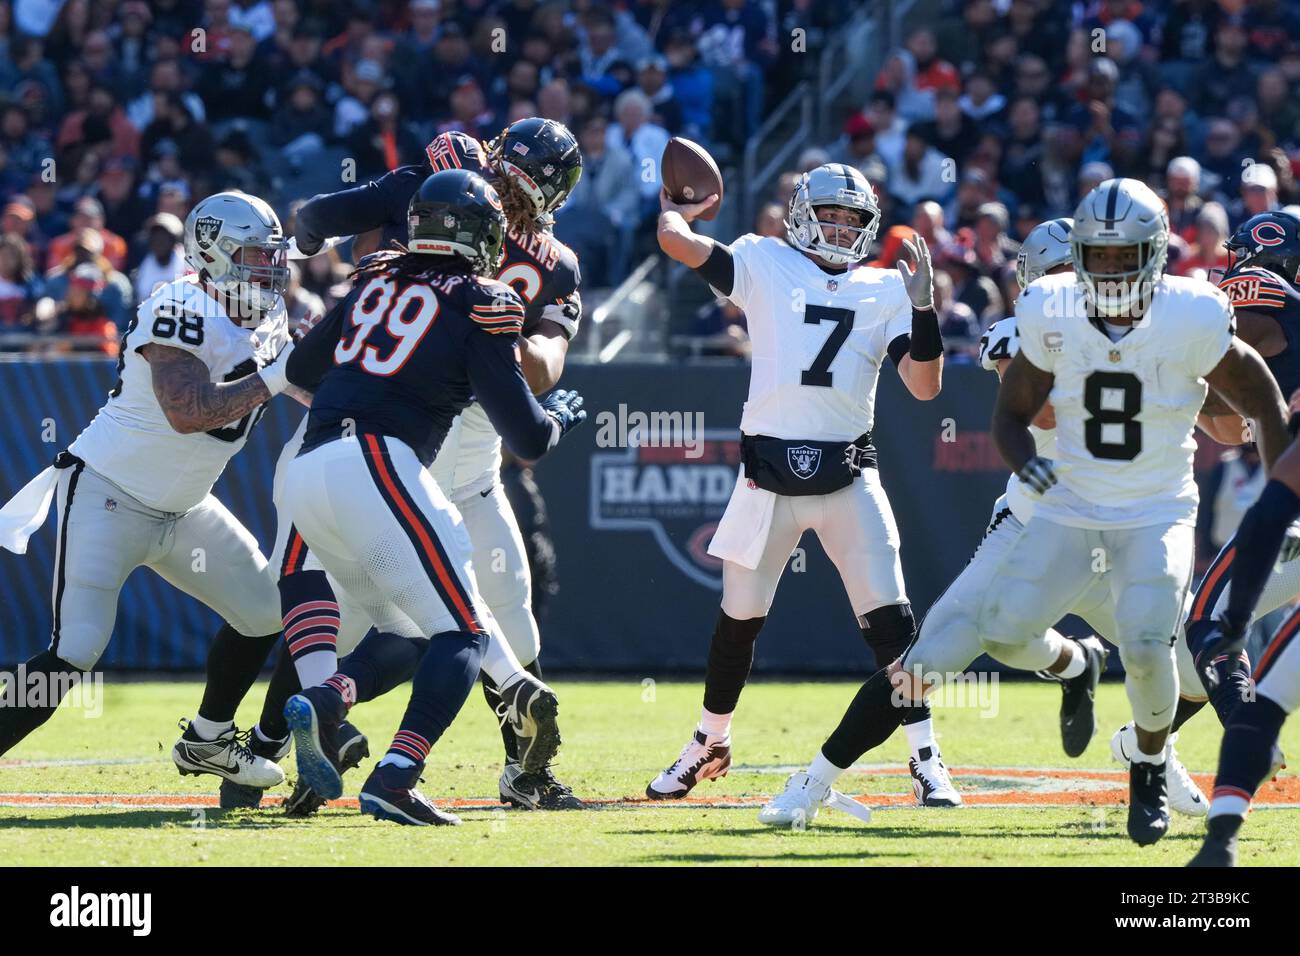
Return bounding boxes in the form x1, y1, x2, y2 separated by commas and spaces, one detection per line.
0, 466, 58, 554
707, 470, 778, 570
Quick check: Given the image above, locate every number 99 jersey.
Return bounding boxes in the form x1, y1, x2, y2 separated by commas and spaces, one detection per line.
1014, 272, 1234, 529
67, 275, 290, 513
724, 234, 913, 442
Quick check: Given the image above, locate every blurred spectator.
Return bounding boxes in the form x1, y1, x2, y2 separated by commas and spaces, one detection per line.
44, 228, 132, 329
607, 88, 670, 219
211, 128, 266, 194
696, 0, 775, 154
270, 70, 332, 165
913, 87, 979, 170
958, 73, 1005, 124
937, 234, 1003, 329
555, 113, 638, 287
1012, 54, 1069, 127
1176, 202, 1231, 280
435, 76, 497, 141
1243, 0, 1300, 62
885, 126, 954, 211
972, 202, 1019, 280
911, 200, 950, 249
875, 28, 960, 123
1163, 156, 1206, 244
348, 91, 423, 179
127, 59, 207, 131
636, 56, 683, 137
935, 270, 980, 362
664, 29, 713, 144
46, 197, 127, 272
132, 213, 186, 304
140, 91, 217, 179
38, 262, 119, 356
1067, 58, 1141, 172
1257, 69, 1300, 149
1201, 118, 1248, 198
865, 90, 906, 170
1000, 97, 1047, 208
1192, 16, 1255, 119
828, 113, 888, 188
1, 104, 52, 185
0, 234, 40, 336
1235, 161, 1281, 224
284, 261, 326, 328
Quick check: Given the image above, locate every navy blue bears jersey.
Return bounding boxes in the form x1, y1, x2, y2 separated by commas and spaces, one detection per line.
295, 155, 582, 338
1218, 264, 1300, 397
287, 265, 558, 466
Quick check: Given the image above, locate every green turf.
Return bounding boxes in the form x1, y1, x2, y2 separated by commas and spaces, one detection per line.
0, 678, 1295, 866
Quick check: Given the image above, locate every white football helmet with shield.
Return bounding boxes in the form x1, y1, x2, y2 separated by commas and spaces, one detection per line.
1016, 218, 1073, 290
1070, 179, 1168, 317
184, 191, 289, 322
784, 163, 881, 266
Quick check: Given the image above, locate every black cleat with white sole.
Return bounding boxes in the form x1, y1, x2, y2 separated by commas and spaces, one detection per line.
498, 675, 561, 773
359, 760, 460, 826
1128, 759, 1171, 846
1058, 636, 1108, 758
499, 762, 586, 810
284, 720, 370, 817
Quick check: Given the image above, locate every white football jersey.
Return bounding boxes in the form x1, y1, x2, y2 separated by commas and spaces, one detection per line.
1015, 273, 1234, 529
726, 234, 913, 441
979, 316, 1057, 523
69, 275, 290, 513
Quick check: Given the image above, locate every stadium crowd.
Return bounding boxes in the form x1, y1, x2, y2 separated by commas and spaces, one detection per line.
0, 0, 833, 353
694, 0, 1300, 361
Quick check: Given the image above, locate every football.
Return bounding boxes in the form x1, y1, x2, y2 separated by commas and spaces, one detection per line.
661, 137, 724, 220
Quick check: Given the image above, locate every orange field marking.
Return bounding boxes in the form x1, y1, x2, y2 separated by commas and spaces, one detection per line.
0, 766, 1295, 811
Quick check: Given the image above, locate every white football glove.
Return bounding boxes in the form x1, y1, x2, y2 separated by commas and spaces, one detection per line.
1016, 455, 1058, 496
258, 341, 295, 396
896, 234, 934, 311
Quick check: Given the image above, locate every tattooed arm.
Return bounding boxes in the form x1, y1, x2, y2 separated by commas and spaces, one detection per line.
142, 344, 272, 434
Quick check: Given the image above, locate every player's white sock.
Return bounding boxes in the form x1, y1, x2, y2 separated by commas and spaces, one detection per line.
479, 624, 527, 687
903, 717, 937, 761
293, 651, 338, 690
808, 750, 846, 788
189, 715, 233, 740
1208, 794, 1249, 819
253, 723, 286, 745
1130, 746, 1167, 766
379, 753, 416, 770
698, 708, 732, 738
1056, 640, 1087, 679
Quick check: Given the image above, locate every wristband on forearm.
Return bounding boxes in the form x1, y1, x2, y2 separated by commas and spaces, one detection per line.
908, 306, 943, 362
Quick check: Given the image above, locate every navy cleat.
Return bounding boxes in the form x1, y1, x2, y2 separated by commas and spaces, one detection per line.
359, 760, 460, 826
284, 685, 349, 801
284, 719, 370, 817
219, 729, 291, 809
1128, 759, 1171, 846
1187, 816, 1241, 867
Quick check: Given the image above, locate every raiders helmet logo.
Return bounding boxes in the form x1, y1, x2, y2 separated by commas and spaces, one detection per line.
194, 216, 223, 250
787, 445, 822, 479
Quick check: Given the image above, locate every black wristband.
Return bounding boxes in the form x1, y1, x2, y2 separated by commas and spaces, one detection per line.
908, 306, 943, 362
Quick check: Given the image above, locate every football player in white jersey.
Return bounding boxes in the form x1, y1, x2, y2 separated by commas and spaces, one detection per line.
0, 192, 299, 788
756, 217, 1210, 828
645, 162, 945, 800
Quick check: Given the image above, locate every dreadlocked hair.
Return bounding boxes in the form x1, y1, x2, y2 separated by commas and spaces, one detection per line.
484, 164, 543, 235
348, 243, 476, 282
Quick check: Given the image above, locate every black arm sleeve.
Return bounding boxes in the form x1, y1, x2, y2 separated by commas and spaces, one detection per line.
1224, 479, 1300, 626
465, 331, 560, 461
887, 334, 910, 367
285, 299, 347, 390
295, 168, 422, 255
691, 241, 735, 296
908, 306, 943, 361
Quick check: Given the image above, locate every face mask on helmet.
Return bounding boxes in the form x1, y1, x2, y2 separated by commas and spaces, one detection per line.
1073, 240, 1163, 318
785, 188, 879, 266
217, 237, 288, 319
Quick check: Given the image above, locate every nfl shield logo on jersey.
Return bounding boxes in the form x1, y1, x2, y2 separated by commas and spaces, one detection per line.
788, 445, 822, 479
194, 216, 222, 250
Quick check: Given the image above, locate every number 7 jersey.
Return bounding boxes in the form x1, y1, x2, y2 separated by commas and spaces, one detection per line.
68, 275, 290, 513
1014, 272, 1234, 529
724, 234, 914, 441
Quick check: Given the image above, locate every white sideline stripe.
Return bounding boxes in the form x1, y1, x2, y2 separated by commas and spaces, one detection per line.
0, 757, 161, 769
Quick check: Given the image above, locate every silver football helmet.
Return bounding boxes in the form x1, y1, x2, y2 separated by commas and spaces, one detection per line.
1016, 218, 1073, 290
1070, 179, 1168, 317
784, 163, 881, 266
184, 191, 289, 322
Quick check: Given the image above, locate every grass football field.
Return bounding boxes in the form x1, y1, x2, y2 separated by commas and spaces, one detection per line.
0, 677, 1296, 867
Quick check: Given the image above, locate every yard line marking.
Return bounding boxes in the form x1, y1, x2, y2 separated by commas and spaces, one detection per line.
0, 757, 160, 769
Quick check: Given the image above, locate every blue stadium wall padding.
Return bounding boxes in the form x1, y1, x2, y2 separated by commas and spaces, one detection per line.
0, 359, 1016, 672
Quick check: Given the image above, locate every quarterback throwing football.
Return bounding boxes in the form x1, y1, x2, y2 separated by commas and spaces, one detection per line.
647, 163, 945, 800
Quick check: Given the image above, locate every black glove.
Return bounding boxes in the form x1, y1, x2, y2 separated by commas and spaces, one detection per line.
1200, 613, 1250, 691
1016, 455, 1058, 495
541, 388, 586, 437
